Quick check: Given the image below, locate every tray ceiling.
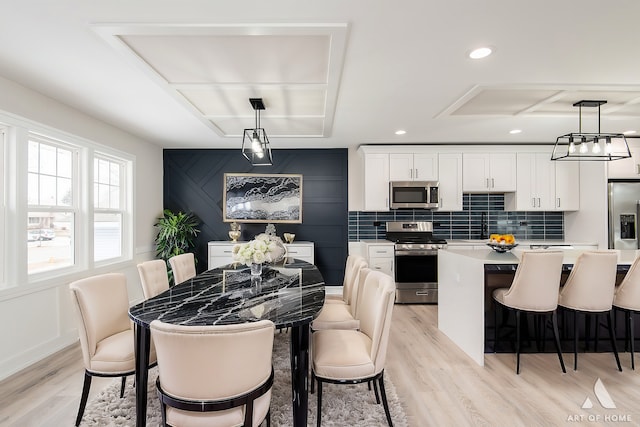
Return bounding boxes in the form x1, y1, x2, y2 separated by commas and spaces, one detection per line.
94, 24, 348, 138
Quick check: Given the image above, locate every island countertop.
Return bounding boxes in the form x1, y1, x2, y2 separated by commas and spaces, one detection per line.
442, 247, 639, 265
437, 248, 639, 366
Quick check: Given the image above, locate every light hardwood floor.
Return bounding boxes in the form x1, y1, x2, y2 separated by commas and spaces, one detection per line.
2, 304, 640, 426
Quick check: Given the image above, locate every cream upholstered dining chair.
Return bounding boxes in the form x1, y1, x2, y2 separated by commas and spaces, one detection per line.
137, 259, 170, 300
311, 269, 396, 427
150, 319, 275, 427
492, 251, 566, 374
169, 252, 197, 285
613, 255, 640, 369
558, 251, 622, 371
311, 255, 368, 331
69, 273, 142, 426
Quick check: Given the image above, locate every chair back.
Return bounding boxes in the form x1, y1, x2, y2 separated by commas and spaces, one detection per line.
502, 251, 564, 312
137, 259, 170, 300
559, 251, 618, 311
355, 269, 396, 374
69, 273, 131, 369
614, 255, 640, 311
169, 252, 197, 285
150, 319, 275, 402
344, 255, 368, 315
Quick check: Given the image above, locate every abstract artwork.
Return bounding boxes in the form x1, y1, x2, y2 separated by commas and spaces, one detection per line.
223, 173, 303, 223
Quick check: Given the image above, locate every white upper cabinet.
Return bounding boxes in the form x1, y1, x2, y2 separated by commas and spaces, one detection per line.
363, 152, 390, 211
607, 139, 640, 179
437, 153, 463, 211
512, 153, 554, 210
462, 153, 516, 192
505, 152, 580, 211
389, 153, 438, 181
554, 161, 580, 211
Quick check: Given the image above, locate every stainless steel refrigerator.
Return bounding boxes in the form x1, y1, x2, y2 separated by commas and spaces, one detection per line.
608, 180, 640, 249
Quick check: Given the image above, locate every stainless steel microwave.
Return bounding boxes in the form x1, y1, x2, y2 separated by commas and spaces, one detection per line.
389, 181, 439, 209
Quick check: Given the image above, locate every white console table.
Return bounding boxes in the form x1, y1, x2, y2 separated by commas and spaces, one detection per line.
208, 241, 315, 270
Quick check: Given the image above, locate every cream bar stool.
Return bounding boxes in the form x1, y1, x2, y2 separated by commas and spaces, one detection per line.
69, 273, 139, 426
168, 252, 197, 285
558, 251, 622, 371
613, 255, 640, 369
311, 269, 396, 427
150, 319, 275, 427
311, 255, 369, 331
137, 259, 170, 300
493, 251, 566, 374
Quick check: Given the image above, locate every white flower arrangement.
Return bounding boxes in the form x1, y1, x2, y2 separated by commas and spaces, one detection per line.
232, 233, 286, 266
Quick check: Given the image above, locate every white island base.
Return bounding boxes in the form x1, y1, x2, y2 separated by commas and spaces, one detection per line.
437, 248, 638, 366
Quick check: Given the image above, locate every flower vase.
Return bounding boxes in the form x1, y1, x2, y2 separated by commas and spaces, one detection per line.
250, 263, 263, 276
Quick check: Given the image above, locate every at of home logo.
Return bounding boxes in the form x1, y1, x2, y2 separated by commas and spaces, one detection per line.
566, 378, 632, 423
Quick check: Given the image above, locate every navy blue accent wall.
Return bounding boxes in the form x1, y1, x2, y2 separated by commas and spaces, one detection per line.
349, 194, 564, 241
163, 149, 348, 285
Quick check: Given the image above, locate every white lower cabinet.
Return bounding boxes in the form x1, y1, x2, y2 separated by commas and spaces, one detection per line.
364, 242, 394, 277
208, 241, 315, 270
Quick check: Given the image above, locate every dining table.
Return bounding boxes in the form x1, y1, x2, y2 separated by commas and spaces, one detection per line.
128, 257, 325, 427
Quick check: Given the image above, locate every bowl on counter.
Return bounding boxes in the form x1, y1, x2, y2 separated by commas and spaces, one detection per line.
486, 242, 519, 253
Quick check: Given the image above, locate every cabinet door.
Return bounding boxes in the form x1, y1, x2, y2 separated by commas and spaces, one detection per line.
534, 153, 555, 210
413, 153, 438, 181
462, 154, 490, 192
515, 153, 536, 209
489, 153, 516, 191
555, 161, 580, 210
438, 153, 462, 211
363, 153, 390, 211
607, 139, 640, 179
389, 154, 413, 181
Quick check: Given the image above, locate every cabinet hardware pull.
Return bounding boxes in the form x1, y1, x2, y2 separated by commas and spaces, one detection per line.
409, 168, 413, 179
531, 197, 535, 207
557, 198, 561, 208
537, 197, 541, 207
492, 178, 495, 188
415, 168, 418, 179
486, 178, 490, 188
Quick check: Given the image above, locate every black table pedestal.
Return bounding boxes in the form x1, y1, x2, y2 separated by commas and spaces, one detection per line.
290, 324, 310, 427
134, 323, 150, 427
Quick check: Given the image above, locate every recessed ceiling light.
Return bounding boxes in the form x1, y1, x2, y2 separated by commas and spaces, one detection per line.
469, 47, 492, 59
395, 130, 406, 135
624, 130, 637, 135
509, 129, 522, 134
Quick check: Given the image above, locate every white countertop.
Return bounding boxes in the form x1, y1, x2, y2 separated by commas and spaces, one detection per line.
446, 239, 598, 247
442, 247, 639, 265
359, 239, 394, 244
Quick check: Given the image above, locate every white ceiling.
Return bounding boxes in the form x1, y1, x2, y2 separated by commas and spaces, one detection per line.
1, 1, 640, 150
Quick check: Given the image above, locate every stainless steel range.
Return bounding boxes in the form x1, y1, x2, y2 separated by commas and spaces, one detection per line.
385, 221, 447, 304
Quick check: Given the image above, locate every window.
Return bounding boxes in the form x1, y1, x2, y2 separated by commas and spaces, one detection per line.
93, 155, 125, 261
27, 137, 76, 275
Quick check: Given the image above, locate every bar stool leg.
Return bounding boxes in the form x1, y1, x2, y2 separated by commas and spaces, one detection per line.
607, 310, 623, 372
516, 310, 521, 375
574, 310, 579, 371
551, 310, 566, 373
629, 311, 635, 370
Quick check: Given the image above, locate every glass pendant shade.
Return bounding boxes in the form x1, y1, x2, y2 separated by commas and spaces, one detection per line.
241, 98, 273, 166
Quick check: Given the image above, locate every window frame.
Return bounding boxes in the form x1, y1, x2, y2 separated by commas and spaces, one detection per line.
0, 111, 135, 292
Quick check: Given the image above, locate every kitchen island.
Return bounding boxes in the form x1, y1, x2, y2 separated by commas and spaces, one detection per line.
438, 248, 639, 366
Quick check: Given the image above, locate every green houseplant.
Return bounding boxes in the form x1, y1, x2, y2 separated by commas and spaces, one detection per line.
154, 209, 200, 284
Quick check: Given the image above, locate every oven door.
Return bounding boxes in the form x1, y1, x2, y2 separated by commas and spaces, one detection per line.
394, 249, 438, 304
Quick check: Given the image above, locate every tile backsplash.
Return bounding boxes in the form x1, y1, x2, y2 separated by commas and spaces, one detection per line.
349, 194, 563, 241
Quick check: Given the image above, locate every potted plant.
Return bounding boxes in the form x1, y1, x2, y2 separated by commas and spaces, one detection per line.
154, 209, 200, 284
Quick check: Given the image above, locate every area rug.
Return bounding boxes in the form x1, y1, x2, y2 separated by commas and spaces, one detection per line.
82, 331, 408, 426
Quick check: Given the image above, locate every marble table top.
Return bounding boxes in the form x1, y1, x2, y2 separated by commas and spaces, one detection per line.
129, 258, 325, 329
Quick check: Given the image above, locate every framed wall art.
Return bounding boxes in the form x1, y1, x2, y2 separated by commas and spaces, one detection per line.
223, 173, 303, 223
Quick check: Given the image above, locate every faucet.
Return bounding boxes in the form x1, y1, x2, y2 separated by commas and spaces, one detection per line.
480, 212, 488, 240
